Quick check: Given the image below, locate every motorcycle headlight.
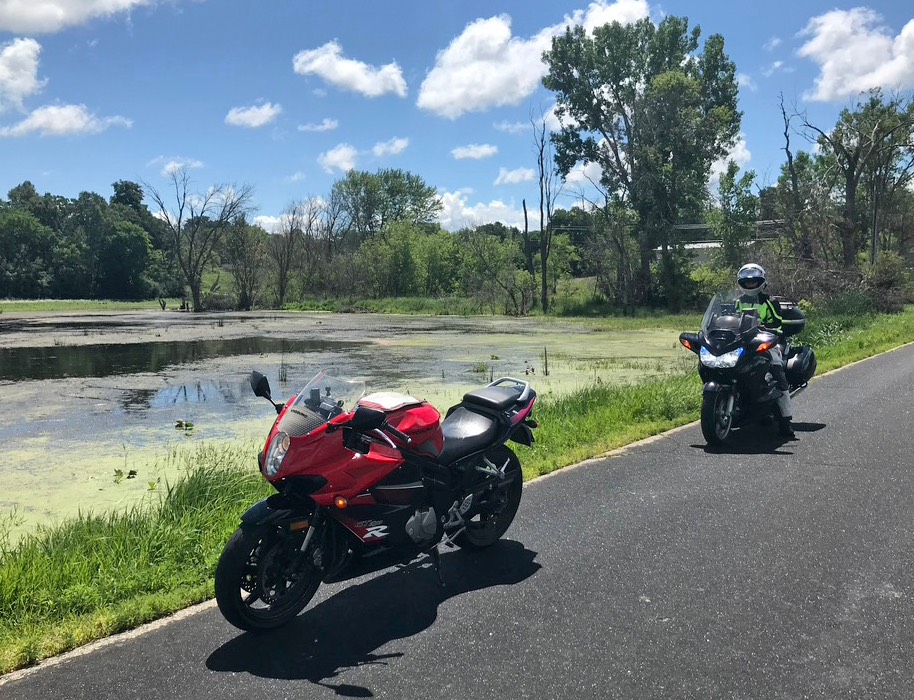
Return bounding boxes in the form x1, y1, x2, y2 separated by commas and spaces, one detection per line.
700, 346, 744, 368
263, 432, 291, 478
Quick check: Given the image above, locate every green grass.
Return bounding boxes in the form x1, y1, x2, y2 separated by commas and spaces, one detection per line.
0, 299, 180, 313
0, 444, 271, 674
1, 306, 913, 674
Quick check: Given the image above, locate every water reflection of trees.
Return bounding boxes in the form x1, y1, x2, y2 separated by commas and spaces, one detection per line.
0, 338, 354, 382
119, 380, 246, 413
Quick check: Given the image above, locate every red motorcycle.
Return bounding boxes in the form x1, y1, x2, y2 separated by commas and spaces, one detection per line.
215, 369, 537, 631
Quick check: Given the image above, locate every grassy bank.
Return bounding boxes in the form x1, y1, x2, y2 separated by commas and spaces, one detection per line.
2, 306, 914, 674
0, 299, 179, 313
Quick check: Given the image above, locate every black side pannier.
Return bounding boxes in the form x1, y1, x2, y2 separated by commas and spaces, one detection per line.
786, 346, 817, 385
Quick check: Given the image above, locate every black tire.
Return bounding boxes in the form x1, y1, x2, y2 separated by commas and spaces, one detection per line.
215, 524, 321, 632
700, 390, 732, 446
455, 445, 523, 550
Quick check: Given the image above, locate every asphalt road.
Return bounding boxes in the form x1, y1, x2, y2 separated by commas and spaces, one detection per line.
4, 344, 914, 700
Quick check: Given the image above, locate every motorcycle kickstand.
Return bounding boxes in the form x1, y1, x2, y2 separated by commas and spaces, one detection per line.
429, 546, 446, 588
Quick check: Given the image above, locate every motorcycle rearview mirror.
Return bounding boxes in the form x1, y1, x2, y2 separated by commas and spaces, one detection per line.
250, 371, 272, 399
349, 406, 386, 431
250, 371, 284, 414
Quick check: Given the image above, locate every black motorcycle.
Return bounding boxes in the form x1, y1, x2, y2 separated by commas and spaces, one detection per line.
679, 293, 816, 445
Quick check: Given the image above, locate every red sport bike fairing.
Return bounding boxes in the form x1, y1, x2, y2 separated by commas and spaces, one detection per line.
215, 369, 537, 632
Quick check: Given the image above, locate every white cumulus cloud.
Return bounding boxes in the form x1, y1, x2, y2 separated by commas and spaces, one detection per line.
0, 0, 179, 34
0, 103, 131, 137
224, 102, 282, 128
0, 38, 45, 112
147, 155, 204, 177
318, 143, 358, 173
417, 0, 648, 119
799, 8, 914, 101
763, 36, 782, 52
293, 41, 407, 98
494, 167, 535, 185
298, 118, 339, 132
451, 143, 498, 160
253, 215, 283, 233
436, 188, 526, 231
494, 120, 529, 134
736, 73, 756, 92
372, 137, 409, 157
564, 160, 604, 187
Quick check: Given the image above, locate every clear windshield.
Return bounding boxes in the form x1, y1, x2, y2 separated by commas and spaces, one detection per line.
701, 291, 760, 337
290, 370, 366, 421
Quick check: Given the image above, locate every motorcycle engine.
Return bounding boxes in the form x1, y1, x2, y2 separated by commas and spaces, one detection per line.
405, 507, 437, 544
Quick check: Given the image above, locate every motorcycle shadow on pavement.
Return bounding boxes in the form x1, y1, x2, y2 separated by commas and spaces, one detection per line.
206, 539, 540, 694
692, 421, 827, 456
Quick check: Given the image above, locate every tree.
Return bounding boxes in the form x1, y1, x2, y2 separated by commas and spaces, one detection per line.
459, 227, 533, 315
800, 90, 914, 267
269, 200, 306, 307
97, 221, 152, 299
533, 114, 563, 312
224, 217, 267, 310
331, 169, 441, 240
708, 162, 758, 268
0, 209, 54, 298
543, 15, 740, 307
144, 167, 254, 311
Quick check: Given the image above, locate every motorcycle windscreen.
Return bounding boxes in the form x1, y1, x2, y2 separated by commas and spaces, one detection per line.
702, 292, 760, 337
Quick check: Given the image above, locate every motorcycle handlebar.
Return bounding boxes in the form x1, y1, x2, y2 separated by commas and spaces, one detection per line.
382, 421, 412, 444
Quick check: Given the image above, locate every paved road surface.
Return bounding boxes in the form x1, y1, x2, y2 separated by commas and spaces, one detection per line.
4, 344, 914, 699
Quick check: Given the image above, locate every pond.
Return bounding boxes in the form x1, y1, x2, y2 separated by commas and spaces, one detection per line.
0, 310, 688, 541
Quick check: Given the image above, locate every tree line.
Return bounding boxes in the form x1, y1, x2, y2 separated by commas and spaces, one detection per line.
2, 13, 912, 314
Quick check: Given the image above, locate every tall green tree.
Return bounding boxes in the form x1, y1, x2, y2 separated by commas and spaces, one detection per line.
708, 162, 758, 268
0, 209, 54, 297
542, 15, 740, 308
331, 169, 441, 240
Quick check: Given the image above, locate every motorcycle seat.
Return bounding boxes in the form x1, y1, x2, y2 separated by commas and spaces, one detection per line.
461, 385, 522, 412
438, 406, 499, 464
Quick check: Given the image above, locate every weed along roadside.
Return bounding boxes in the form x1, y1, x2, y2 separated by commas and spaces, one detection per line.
2, 307, 914, 674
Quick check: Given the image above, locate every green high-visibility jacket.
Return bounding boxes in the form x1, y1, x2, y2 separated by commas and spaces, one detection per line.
736, 293, 783, 329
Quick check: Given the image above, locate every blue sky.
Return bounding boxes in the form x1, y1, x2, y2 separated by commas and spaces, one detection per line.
1, 0, 913, 231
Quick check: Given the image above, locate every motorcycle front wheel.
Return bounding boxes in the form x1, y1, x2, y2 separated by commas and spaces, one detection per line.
455, 445, 523, 549
215, 524, 322, 632
701, 389, 732, 446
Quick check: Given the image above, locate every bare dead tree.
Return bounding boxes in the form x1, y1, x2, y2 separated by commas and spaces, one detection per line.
144, 166, 254, 311
532, 113, 564, 312
778, 94, 814, 263
799, 91, 914, 266
270, 201, 305, 308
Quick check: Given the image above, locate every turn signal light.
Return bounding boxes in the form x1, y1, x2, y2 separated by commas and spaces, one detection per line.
334, 496, 348, 509
680, 338, 692, 350
757, 341, 775, 353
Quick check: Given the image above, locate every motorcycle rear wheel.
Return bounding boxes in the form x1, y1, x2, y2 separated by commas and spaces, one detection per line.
215, 524, 321, 632
455, 446, 523, 549
701, 390, 732, 446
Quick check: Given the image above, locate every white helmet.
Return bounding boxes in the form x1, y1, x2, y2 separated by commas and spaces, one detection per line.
737, 263, 767, 297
